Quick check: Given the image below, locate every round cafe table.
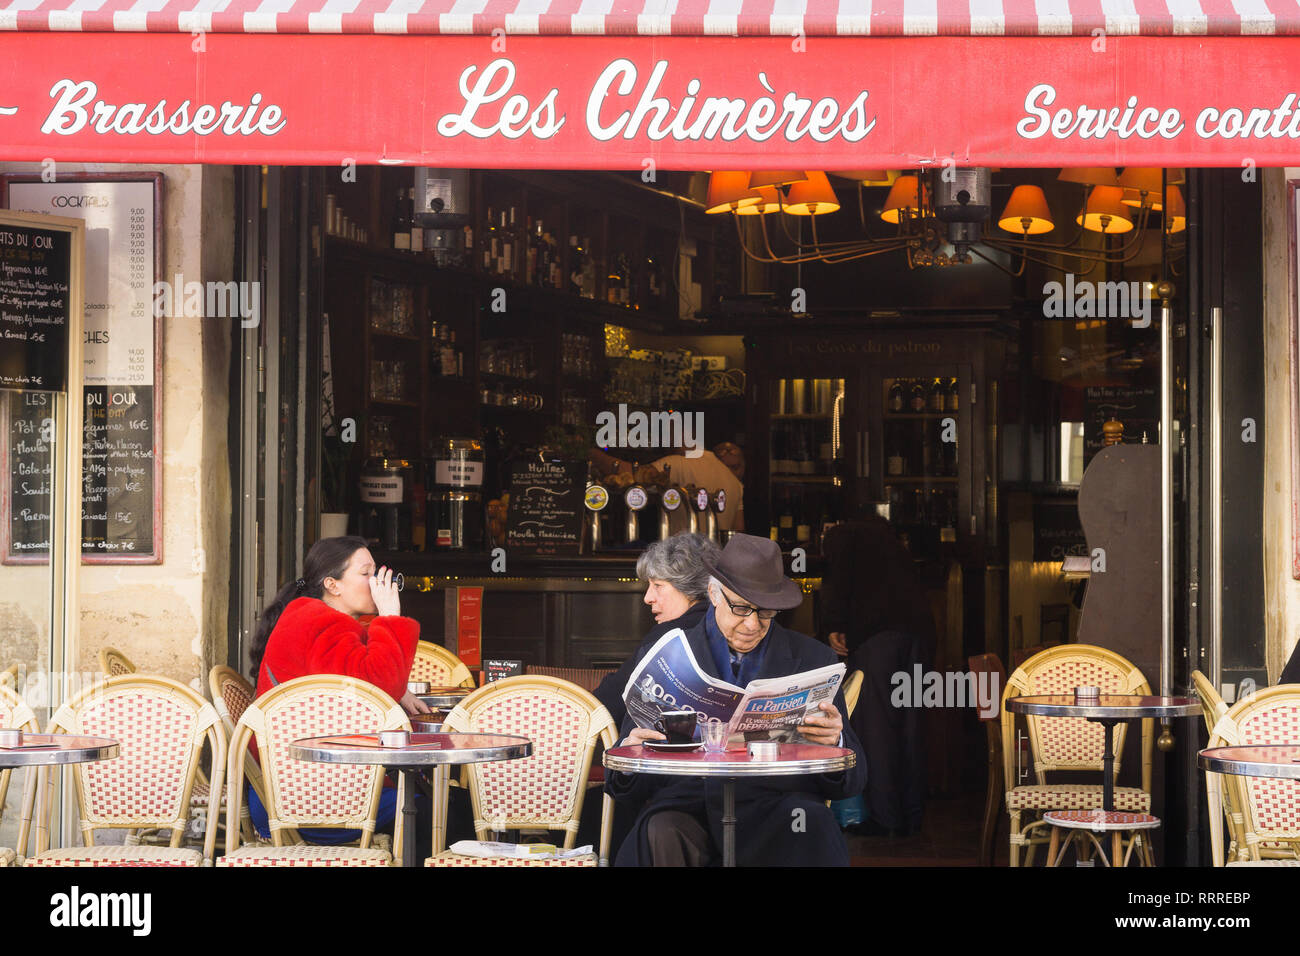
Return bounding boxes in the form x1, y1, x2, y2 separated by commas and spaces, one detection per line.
1198, 745, 1300, 780
291, 732, 530, 867
0, 734, 120, 854
1007, 695, 1199, 812
603, 742, 856, 868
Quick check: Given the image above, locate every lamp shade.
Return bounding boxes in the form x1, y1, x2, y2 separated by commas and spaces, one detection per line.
705, 171, 762, 214
1118, 167, 1164, 209
997, 185, 1055, 235
1164, 185, 1186, 233
1058, 167, 1120, 187
735, 186, 782, 216
828, 169, 896, 185
881, 175, 921, 224
749, 170, 808, 189
783, 171, 841, 216
1075, 185, 1134, 233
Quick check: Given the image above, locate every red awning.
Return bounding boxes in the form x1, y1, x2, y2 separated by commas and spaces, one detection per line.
3, 0, 1300, 36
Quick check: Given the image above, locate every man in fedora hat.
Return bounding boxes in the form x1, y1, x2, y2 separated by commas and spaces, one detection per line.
606, 534, 866, 866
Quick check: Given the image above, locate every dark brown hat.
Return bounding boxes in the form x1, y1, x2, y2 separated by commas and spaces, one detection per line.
703, 534, 803, 611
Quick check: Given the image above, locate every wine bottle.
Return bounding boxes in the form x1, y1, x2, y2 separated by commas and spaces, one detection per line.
887, 426, 905, 476
888, 380, 905, 413
946, 376, 960, 412
408, 187, 423, 253
928, 377, 945, 413
909, 378, 926, 413
392, 188, 411, 251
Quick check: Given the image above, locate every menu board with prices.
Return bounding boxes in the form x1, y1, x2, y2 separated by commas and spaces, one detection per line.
504, 460, 586, 556
0, 221, 71, 391
4, 176, 162, 563
3, 389, 57, 560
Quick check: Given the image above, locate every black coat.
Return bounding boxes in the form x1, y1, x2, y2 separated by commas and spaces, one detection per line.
593, 601, 709, 728
606, 616, 867, 866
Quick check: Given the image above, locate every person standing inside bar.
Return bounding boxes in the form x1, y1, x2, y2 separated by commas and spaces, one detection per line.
821, 513, 935, 836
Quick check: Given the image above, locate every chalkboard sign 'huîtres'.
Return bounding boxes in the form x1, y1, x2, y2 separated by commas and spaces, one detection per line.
504, 460, 586, 556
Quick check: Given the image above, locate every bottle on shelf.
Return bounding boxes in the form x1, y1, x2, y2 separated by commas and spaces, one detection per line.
888, 379, 905, 414
887, 426, 906, 476
484, 206, 497, 273
500, 208, 514, 278
908, 379, 926, 413
945, 376, 960, 412
928, 377, 945, 413
778, 491, 795, 549
582, 237, 597, 298
392, 188, 411, 251
408, 187, 423, 253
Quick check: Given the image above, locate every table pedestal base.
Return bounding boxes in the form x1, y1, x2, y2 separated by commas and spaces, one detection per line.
722, 780, 735, 868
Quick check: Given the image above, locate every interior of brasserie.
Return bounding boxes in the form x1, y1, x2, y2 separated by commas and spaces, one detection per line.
0, 158, 1276, 868
263, 163, 1243, 863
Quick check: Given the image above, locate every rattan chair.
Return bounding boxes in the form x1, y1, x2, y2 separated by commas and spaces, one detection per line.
220, 674, 408, 866
1000, 644, 1153, 866
98, 646, 136, 678
207, 664, 294, 845
428, 675, 616, 867
25, 674, 226, 866
524, 665, 617, 694
1204, 684, 1300, 865
0, 682, 39, 865
410, 641, 475, 689
0, 664, 17, 689
1191, 670, 1247, 866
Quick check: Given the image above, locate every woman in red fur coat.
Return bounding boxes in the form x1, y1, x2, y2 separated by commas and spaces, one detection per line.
245, 535, 430, 844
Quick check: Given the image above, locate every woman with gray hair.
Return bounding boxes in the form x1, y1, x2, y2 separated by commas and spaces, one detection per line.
595, 533, 720, 727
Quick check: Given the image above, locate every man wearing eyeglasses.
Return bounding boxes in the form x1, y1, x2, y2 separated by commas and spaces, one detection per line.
607, 534, 867, 866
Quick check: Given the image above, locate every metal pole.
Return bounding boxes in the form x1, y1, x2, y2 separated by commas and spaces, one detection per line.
1161, 304, 1174, 699
1209, 306, 1223, 689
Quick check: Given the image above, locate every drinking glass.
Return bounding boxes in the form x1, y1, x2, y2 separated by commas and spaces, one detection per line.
701, 721, 728, 753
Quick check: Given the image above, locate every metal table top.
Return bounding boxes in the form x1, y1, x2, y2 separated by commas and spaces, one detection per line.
0, 734, 119, 767
604, 743, 855, 778
1199, 745, 1300, 779
417, 689, 472, 709
290, 732, 530, 767
1006, 695, 1200, 720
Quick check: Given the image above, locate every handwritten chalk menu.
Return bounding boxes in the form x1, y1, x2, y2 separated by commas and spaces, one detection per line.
3, 390, 57, 558
0, 222, 71, 391
5, 177, 162, 562
1033, 497, 1088, 562
1083, 384, 1159, 466
504, 460, 585, 556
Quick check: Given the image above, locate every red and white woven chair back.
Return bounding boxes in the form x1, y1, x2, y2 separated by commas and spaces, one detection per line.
409, 642, 473, 688
242, 676, 407, 833
446, 676, 615, 832
1225, 688, 1300, 848
0, 683, 38, 837
51, 677, 218, 833
1010, 645, 1149, 774
99, 647, 136, 678
209, 666, 254, 737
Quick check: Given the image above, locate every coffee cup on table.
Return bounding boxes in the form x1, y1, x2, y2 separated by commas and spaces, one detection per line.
653, 710, 699, 744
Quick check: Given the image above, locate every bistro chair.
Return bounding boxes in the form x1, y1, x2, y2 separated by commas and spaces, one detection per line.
969, 652, 1007, 866
410, 641, 475, 690
25, 674, 226, 866
428, 675, 616, 867
220, 674, 408, 866
524, 665, 617, 695
208, 664, 290, 845
1000, 644, 1153, 867
1191, 670, 1248, 866
0, 663, 17, 688
0, 682, 39, 865
99, 646, 137, 678
1202, 684, 1300, 865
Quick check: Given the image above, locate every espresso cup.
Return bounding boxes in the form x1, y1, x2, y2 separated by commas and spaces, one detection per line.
653, 710, 699, 744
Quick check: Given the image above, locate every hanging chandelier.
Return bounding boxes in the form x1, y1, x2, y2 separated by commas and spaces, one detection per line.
707, 167, 1186, 274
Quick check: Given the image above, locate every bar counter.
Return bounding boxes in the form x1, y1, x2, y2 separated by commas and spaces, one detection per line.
372, 550, 824, 669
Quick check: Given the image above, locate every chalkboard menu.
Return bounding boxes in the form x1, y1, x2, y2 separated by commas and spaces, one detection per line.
3, 389, 56, 559
5, 176, 162, 563
1083, 384, 1159, 465
81, 385, 154, 556
0, 221, 71, 390
504, 460, 586, 556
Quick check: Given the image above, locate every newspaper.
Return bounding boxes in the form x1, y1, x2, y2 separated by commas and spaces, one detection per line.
622, 629, 846, 743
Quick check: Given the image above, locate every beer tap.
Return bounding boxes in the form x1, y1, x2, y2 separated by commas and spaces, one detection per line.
688, 486, 713, 541
623, 484, 648, 545
583, 482, 609, 553
711, 489, 729, 544
659, 487, 684, 540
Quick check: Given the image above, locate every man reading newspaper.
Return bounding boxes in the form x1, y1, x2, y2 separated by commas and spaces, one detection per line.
606, 534, 867, 866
